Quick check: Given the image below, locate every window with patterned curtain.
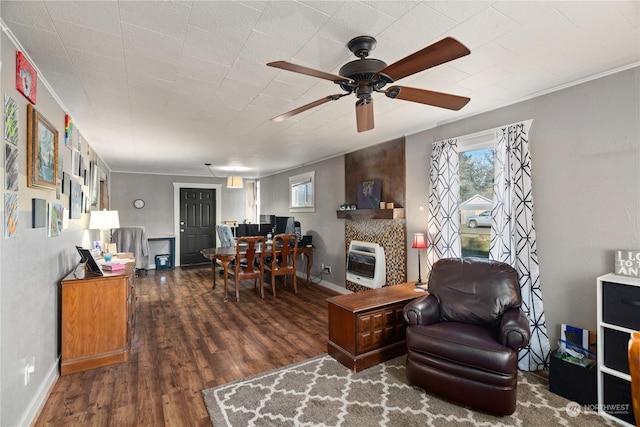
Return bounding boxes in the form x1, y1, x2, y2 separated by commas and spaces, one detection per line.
427, 120, 550, 371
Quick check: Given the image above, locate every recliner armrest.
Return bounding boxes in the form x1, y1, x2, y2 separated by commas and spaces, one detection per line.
403, 294, 440, 326
499, 308, 531, 351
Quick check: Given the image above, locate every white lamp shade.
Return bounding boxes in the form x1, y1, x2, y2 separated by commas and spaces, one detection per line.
89, 210, 120, 230
227, 175, 244, 188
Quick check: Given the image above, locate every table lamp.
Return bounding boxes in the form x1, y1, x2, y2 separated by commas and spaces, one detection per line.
89, 210, 120, 257
412, 233, 428, 286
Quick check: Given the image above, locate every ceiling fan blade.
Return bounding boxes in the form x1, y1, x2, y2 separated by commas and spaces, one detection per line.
378, 37, 470, 82
267, 61, 351, 83
271, 94, 345, 122
355, 100, 374, 133
386, 86, 470, 111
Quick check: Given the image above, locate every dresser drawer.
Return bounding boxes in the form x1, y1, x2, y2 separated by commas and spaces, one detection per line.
602, 373, 636, 425
603, 328, 631, 374
602, 281, 640, 330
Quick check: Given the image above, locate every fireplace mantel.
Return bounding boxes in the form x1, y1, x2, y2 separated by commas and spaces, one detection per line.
336, 208, 405, 220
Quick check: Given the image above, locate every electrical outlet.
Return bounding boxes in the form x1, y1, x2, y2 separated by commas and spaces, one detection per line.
24, 356, 35, 385
323, 265, 331, 274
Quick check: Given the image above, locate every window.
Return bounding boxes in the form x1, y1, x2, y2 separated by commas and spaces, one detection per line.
458, 134, 495, 258
289, 171, 315, 213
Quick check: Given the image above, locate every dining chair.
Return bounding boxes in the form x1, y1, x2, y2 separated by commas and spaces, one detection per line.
229, 236, 265, 302
265, 233, 298, 297
216, 224, 236, 247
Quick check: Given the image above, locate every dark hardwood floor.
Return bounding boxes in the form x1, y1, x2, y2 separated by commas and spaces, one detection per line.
35, 266, 339, 426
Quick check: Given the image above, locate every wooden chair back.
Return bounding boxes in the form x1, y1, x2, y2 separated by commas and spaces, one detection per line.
273, 234, 298, 269
267, 234, 298, 296
235, 236, 264, 276
232, 236, 265, 300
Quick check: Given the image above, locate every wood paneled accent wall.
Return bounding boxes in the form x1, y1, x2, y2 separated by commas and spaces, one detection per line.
343, 137, 407, 292
344, 137, 406, 208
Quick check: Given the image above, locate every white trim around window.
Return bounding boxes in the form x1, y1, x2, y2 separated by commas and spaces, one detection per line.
289, 170, 315, 213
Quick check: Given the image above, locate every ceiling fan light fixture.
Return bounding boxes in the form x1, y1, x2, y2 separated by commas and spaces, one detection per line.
267, 35, 471, 132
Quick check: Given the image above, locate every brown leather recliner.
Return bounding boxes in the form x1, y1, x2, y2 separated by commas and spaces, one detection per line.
403, 258, 531, 415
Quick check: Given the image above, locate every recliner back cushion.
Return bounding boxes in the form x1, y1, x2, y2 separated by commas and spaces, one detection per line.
428, 258, 521, 329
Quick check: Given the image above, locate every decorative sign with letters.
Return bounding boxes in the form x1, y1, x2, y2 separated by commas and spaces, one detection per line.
615, 250, 640, 278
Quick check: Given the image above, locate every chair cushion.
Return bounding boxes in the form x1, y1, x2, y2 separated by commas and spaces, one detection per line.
428, 258, 521, 328
406, 322, 517, 376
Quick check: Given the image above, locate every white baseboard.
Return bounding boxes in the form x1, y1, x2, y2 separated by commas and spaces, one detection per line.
19, 357, 59, 427
294, 273, 350, 295
316, 280, 351, 294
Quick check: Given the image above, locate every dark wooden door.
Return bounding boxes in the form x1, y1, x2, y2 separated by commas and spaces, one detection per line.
179, 188, 216, 266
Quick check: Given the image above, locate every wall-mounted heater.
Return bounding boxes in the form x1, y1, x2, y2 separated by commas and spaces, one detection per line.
346, 240, 386, 289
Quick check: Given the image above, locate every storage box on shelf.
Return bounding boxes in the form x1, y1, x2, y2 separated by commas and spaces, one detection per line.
549, 349, 597, 406
597, 273, 640, 425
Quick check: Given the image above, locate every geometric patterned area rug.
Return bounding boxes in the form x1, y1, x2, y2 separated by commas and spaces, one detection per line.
202, 354, 614, 426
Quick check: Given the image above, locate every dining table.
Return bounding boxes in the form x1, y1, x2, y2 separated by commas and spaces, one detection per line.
200, 243, 314, 302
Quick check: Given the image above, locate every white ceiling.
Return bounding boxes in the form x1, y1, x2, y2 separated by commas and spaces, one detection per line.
1, 1, 638, 178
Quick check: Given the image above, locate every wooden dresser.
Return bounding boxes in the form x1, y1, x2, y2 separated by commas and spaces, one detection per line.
327, 282, 424, 372
60, 262, 136, 375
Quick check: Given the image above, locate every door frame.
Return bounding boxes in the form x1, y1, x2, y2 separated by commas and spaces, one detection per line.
173, 182, 222, 267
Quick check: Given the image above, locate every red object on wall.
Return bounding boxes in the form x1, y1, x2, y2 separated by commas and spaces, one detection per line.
16, 51, 37, 104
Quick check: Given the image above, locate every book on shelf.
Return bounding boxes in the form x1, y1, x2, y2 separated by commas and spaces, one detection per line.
102, 262, 126, 271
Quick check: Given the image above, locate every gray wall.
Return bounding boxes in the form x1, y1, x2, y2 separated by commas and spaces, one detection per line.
0, 33, 107, 426
404, 67, 639, 348
0, 19, 637, 424
259, 158, 346, 288
262, 67, 639, 351
110, 172, 247, 267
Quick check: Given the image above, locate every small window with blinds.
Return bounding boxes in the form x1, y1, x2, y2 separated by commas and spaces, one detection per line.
289, 171, 315, 213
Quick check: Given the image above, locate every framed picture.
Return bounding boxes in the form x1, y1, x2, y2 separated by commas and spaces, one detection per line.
64, 114, 72, 148
357, 180, 382, 209
32, 198, 46, 228
4, 95, 18, 145
62, 171, 70, 195
16, 51, 37, 104
5, 193, 18, 239
70, 149, 80, 177
70, 180, 82, 219
5, 143, 18, 191
48, 202, 64, 237
26, 105, 58, 190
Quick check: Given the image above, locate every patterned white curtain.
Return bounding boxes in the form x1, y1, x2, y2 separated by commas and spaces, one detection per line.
245, 181, 256, 223
489, 120, 550, 371
426, 139, 461, 270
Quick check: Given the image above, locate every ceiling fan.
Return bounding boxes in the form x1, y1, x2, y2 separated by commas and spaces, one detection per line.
267, 36, 471, 133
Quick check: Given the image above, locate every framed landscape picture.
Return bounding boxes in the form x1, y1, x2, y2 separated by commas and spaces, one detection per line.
26, 105, 58, 190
